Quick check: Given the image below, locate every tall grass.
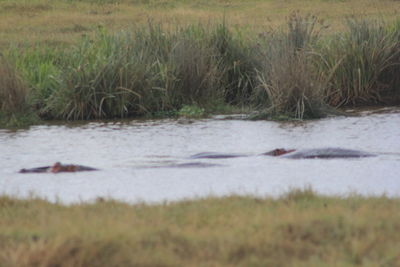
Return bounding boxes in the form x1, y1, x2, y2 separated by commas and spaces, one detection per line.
45, 25, 226, 120
0, 55, 28, 113
1, 14, 400, 125
253, 13, 332, 119
322, 17, 400, 106
0, 55, 40, 127
7, 47, 64, 118
211, 22, 257, 105
47, 28, 150, 120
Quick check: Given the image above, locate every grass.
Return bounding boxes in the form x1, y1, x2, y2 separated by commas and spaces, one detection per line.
0, 0, 399, 48
0, 55, 40, 127
0, 0, 399, 126
254, 13, 331, 119
0, 55, 28, 113
322, 17, 400, 106
1, 189, 400, 266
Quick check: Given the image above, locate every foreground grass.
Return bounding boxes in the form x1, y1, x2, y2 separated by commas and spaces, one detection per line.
1, 190, 400, 266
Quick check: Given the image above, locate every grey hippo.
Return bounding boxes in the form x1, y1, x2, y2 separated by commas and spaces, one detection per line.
264, 148, 376, 159
19, 162, 98, 174
190, 152, 247, 159
191, 148, 376, 159
19, 148, 376, 173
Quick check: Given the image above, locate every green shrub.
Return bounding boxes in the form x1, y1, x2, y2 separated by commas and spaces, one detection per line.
178, 104, 205, 118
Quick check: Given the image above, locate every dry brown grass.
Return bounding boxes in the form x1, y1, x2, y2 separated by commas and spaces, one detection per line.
1, 190, 400, 266
0, 0, 399, 48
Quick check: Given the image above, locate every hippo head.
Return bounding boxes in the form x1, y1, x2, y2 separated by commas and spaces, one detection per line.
50, 162, 77, 173
262, 148, 296, 156
50, 162, 62, 173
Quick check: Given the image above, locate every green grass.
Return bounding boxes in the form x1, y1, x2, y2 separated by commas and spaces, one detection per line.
1, 189, 400, 266
0, 55, 41, 127
0, 55, 28, 112
322, 17, 400, 106
0, 1, 399, 127
1, 0, 399, 48
253, 13, 331, 119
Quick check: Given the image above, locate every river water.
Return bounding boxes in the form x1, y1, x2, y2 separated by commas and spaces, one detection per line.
1, 108, 399, 204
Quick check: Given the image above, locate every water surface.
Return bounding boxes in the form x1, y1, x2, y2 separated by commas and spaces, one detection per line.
1, 108, 399, 204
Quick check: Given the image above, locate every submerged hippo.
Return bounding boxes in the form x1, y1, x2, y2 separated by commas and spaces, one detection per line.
19, 162, 98, 174
189, 152, 247, 159
190, 148, 376, 159
263, 148, 376, 159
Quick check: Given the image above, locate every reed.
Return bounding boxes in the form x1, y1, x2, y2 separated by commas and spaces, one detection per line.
0, 55, 28, 113
211, 22, 257, 105
45, 24, 226, 120
161, 25, 225, 109
6, 47, 64, 118
1, 14, 400, 126
253, 13, 331, 119
46, 28, 149, 120
0, 55, 42, 127
322, 17, 400, 106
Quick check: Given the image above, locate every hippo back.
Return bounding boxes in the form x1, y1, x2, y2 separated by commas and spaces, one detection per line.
281, 148, 376, 159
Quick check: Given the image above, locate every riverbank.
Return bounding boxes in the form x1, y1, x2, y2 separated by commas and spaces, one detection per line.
1, 1, 399, 127
0, 189, 399, 266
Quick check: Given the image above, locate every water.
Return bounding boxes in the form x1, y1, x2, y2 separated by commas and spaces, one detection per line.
1, 108, 399, 204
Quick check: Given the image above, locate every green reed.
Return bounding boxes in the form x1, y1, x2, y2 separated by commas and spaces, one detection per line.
253, 13, 332, 119
1, 14, 399, 126
322, 17, 400, 106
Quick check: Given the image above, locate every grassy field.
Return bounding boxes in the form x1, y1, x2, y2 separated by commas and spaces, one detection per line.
1, 0, 399, 127
1, 0, 400, 48
1, 189, 399, 266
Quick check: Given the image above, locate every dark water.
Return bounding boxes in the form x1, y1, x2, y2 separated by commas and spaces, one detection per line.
1, 108, 399, 204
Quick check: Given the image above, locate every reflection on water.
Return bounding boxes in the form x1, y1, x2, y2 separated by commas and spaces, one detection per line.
1, 108, 400, 204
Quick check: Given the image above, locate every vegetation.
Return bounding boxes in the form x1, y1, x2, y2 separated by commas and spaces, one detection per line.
0, 189, 399, 266
178, 104, 206, 118
1, 0, 399, 126
0, 55, 40, 127
1, 0, 399, 48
